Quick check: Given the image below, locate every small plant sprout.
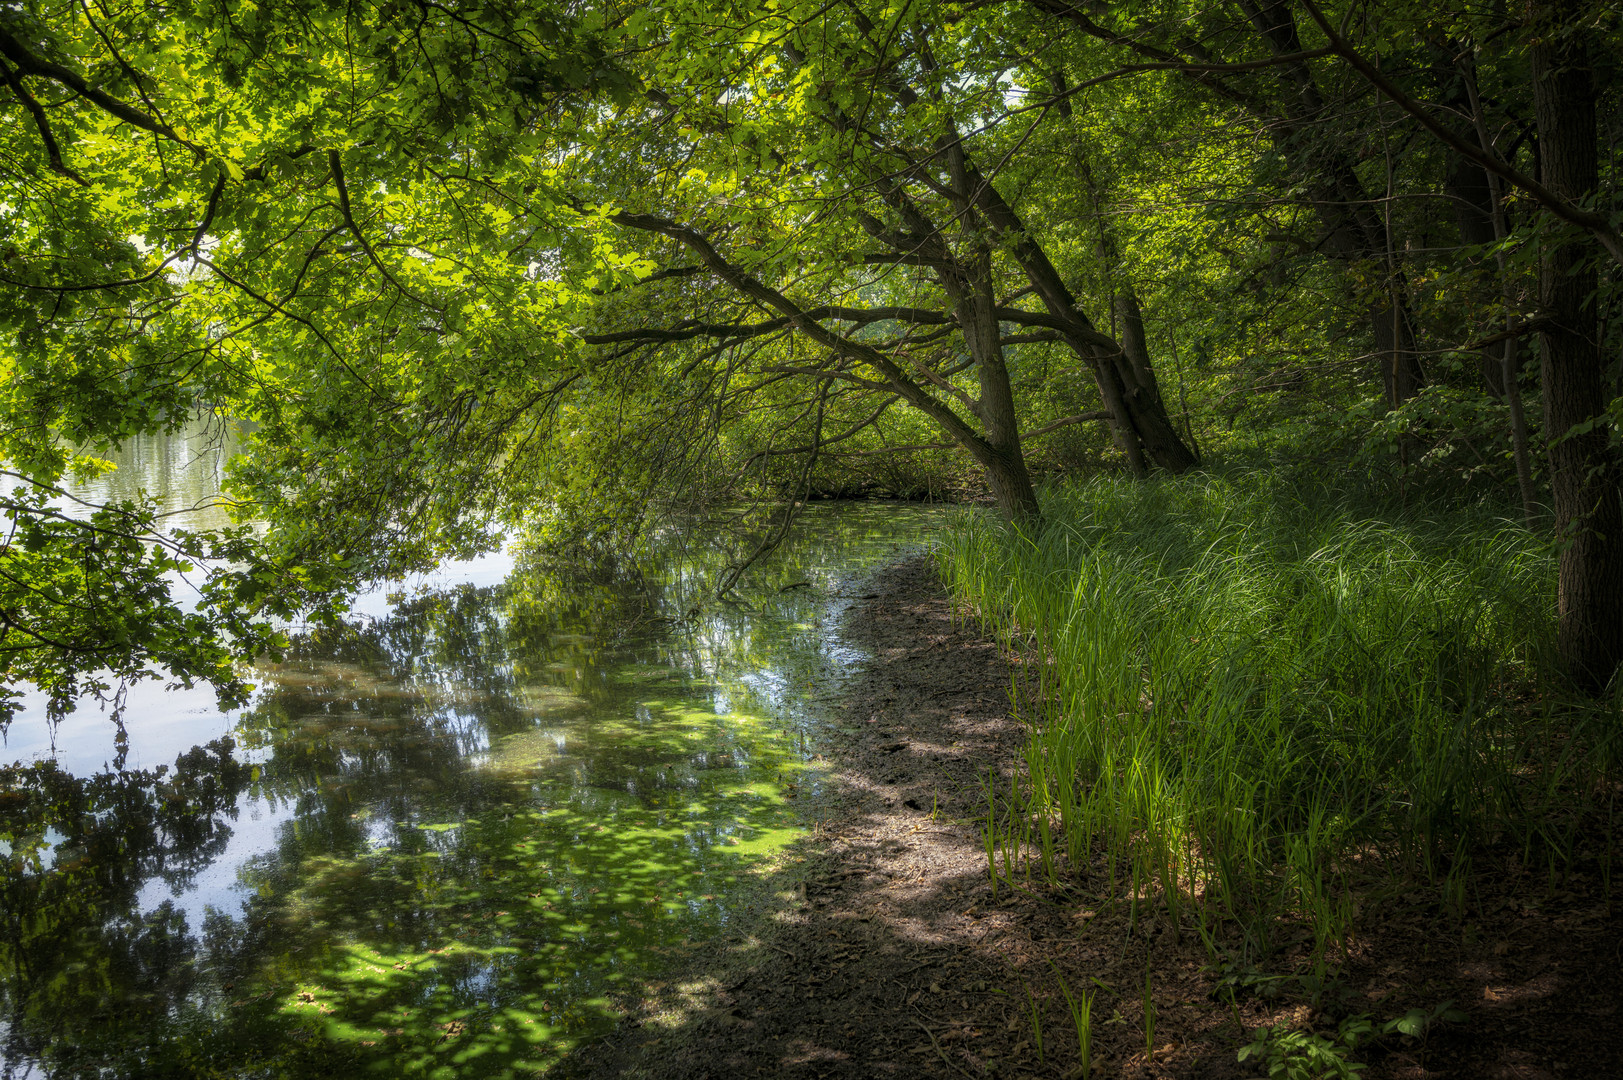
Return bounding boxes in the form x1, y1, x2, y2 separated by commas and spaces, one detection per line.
1381, 1000, 1466, 1042
1052, 964, 1093, 1080
983, 767, 1000, 899
1143, 966, 1156, 1062
1018, 975, 1045, 1063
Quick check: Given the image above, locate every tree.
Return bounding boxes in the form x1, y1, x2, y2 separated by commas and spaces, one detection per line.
2, 0, 1618, 699
562, 1, 1199, 517
1033, 0, 1622, 691
1032, 0, 1430, 410
1290, 0, 1623, 689
0, 0, 618, 717
1527, 1, 1623, 690
220, 0, 1202, 544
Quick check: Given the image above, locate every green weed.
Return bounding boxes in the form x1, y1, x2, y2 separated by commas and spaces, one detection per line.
1237, 1019, 1366, 1079
939, 469, 1609, 962
1051, 965, 1093, 1079
1142, 965, 1156, 1062
1018, 976, 1045, 1063
1237, 1000, 1466, 1079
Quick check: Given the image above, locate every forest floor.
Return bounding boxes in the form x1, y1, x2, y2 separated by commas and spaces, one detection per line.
558, 555, 1622, 1080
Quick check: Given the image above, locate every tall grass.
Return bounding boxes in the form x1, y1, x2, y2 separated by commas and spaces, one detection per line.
938, 469, 1615, 958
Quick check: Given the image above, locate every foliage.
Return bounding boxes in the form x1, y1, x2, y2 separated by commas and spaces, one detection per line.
1, 0, 1621, 1070
0, 0, 624, 717
939, 467, 1613, 955
0, 0, 1619, 710
1238, 1019, 1367, 1080
1237, 1000, 1467, 1079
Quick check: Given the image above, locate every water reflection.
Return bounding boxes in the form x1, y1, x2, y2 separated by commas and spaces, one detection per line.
0, 739, 251, 1074
0, 502, 937, 1077
68, 419, 241, 528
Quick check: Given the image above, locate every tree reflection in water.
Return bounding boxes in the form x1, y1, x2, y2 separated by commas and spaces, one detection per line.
0, 739, 253, 1072
0, 502, 937, 1078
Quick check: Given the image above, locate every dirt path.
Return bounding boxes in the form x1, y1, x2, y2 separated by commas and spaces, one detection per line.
559, 555, 1622, 1080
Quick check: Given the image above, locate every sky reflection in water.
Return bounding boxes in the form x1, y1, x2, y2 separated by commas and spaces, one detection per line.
0, 429, 941, 1077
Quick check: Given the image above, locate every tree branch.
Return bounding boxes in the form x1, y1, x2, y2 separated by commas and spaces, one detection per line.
583, 304, 956, 346
0, 53, 87, 184
329, 150, 433, 307
609, 211, 998, 463
1297, 0, 1623, 265
0, 24, 201, 155
1022, 411, 1112, 438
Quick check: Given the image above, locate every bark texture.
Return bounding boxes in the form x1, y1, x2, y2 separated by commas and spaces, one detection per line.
1532, 7, 1623, 691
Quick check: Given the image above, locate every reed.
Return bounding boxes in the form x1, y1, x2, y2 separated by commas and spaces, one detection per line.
939, 468, 1617, 961
1143, 964, 1156, 1062
1052, 965, 1093, 1080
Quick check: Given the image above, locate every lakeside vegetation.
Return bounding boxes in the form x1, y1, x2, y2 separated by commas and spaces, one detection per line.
941, 470, 1615, 955
4, 0, 1622, 711
2, 0, 1622, 1073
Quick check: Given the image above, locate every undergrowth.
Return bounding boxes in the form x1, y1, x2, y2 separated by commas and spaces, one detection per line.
937, 468, 1619, 965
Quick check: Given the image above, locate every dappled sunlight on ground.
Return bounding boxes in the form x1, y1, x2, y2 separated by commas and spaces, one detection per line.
555, 556, 1623, 1080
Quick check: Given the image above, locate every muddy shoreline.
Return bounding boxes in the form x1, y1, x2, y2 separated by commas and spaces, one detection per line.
557, 553, 1054, 1078
559, 554, 1622, 1080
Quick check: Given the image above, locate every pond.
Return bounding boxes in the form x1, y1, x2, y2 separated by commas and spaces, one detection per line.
0, 424, 943, 1078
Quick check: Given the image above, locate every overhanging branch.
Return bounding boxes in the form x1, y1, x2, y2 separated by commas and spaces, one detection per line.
607, 211, 999, 464
1297, 0, 1623, 265
0, 24, 201, 155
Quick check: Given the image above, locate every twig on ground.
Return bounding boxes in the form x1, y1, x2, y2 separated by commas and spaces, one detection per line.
914, 1017, 977, 1080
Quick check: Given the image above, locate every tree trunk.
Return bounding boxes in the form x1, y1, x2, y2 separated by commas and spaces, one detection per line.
1076, 139, 1198, 473
1531, 6, 1623, 691
1089, 344, 1149, 476
958, 245, 1043, 520
957, 158, 1198, 472
1113, 288, 1201, 470
981, 446, 1042, 521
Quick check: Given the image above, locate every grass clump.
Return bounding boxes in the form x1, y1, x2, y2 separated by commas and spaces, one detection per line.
938, 468, 1616, 958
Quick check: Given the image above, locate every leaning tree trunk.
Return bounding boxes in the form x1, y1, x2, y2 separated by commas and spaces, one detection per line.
958, 245, 1043, 521
1078, 157, 1199, 473
959, 160, 1198, 473
1532, 5, 1623, 692
1113, 287, 1201, 470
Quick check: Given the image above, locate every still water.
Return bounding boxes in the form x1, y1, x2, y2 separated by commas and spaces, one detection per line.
0, 425, 941, 1078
